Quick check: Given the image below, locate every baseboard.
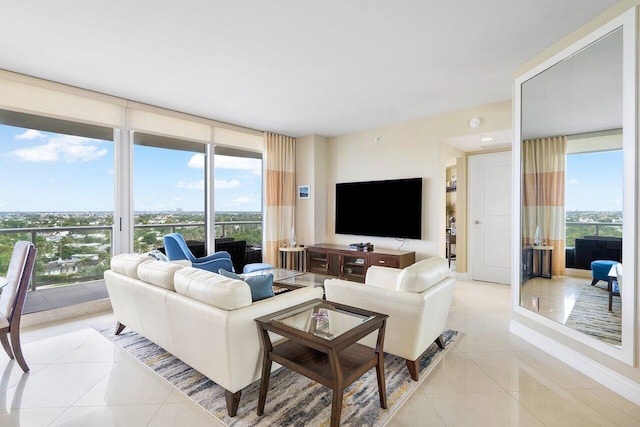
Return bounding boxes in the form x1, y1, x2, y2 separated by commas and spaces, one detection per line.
510, 320, 640, 406
22, 298, 112, 328
565, 268, 592, 279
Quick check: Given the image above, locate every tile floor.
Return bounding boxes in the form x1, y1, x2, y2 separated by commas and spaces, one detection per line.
1, 280, 639, 426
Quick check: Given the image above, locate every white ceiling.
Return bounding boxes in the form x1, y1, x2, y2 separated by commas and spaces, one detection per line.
522, 27, 622, 140
0, 1, 620, 139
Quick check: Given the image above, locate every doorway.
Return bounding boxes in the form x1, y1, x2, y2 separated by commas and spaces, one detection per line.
469, 151, 512, 284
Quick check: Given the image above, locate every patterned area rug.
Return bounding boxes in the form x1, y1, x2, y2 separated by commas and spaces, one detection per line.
565, 282, 621, 345
94, 323, 459, 426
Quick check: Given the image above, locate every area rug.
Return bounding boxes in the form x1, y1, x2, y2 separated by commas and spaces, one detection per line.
565, 282, 621, 345
94, 323, 460, 426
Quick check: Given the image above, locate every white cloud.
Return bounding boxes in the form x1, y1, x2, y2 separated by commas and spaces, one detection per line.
16, 129, 46, 140
227, 196, 252, 205
11, 134, 108, 162
215, 179, 241, 189
177, 179, 205, 190
224, 193, 260, 208
568, 178, 580, 185
187, 153, 205, 169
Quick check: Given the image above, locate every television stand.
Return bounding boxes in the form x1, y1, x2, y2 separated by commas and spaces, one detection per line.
306, 243, 415, 283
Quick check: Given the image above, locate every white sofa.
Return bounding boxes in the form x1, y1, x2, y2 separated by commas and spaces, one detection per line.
324, 257, 455, 380
104, 254, 323, 416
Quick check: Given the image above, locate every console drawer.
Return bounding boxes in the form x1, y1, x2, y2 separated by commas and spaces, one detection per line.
369, 254, 399, 268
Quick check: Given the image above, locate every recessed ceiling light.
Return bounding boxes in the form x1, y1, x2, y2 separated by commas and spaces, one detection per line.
481, 137, 493, 142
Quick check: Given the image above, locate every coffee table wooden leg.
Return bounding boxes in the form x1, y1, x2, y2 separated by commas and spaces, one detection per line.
328, 349, 344, 427
257, 328, 273, 416
375, 320, 387, 408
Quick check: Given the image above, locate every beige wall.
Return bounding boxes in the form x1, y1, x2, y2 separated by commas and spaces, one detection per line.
296, 100, 512, 262
295, 135, 328, 247
513, 0, 640, 388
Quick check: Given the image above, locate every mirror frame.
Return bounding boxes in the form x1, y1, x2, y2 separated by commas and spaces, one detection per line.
513, 9, 637, 366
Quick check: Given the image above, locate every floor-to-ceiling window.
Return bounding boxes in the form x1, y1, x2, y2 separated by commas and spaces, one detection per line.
0, 110, 114, 311
213, 146, 263, 251
133, 133, 207, 254
565, 144, 623, 248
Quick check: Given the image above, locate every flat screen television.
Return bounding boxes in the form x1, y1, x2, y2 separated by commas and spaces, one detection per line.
335, 178, 422, 239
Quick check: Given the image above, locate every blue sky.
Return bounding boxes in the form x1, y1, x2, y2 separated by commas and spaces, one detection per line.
566, 150, 623, 212
0, 124, 262, 212
0, 123, 622, 213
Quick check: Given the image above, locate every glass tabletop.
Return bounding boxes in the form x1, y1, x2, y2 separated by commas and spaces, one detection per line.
242, 268, 303, 282
275, 272, 331, 288
269, 300, 375, 341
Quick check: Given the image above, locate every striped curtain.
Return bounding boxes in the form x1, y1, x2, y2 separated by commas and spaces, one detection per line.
522, 136, 566, 276
263, 132, 296, 266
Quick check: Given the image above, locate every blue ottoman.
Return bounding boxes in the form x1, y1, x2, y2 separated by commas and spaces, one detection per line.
243, 263, 273, 274
590, 260, 618, 286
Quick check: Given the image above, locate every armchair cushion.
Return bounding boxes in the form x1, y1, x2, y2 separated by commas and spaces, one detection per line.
192, 257, 234, 273
397, 257, 450, 293
198, 251, 232, 263
218, 269, 275, 302
174, 267, 252, 310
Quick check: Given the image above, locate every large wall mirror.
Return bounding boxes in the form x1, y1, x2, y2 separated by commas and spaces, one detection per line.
514, 10, 636, 365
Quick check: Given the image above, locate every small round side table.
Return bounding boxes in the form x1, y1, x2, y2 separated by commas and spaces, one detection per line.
279, 247, 306, 271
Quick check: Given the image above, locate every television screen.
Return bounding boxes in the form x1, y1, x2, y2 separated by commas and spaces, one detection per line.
335, 178, 422, 239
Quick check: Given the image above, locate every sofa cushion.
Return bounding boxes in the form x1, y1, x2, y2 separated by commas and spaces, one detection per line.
137, 260, 184, 291
110, 254, 152, 279
174, 267, 252, 310
218, 269, 275, 302
396, 257, 450, 293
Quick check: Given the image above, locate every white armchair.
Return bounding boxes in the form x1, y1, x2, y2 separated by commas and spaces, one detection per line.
324, 257, 455, 380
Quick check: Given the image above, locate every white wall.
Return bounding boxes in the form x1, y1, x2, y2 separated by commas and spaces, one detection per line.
298, 100, 511, 261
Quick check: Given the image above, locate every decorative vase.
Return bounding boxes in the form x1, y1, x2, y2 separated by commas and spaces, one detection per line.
534, 225, 541, 246
290, 227, 297, 247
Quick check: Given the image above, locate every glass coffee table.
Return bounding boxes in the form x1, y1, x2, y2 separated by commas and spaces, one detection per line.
272, 271, 332, 291
242, 268, 331, 292
255, 299, 388, 427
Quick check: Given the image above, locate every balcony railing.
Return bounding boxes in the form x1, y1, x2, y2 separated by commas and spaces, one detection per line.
0, 220, 262, 291
565, 221, 623, 247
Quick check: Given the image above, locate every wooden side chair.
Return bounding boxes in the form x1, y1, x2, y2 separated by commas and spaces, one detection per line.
0, 241, 37, 372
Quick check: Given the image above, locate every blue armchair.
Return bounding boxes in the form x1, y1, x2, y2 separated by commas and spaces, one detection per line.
163, 233, 234, 273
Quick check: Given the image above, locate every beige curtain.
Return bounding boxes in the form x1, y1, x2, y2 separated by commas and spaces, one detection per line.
522, 136, 566, 276
263, 132, 296, 266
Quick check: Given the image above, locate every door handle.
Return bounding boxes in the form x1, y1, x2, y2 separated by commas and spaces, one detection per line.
474, 220, 482, 224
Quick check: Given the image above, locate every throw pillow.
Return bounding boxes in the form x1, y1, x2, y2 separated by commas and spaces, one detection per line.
147, 250, 169, 262
218, 269, 275, 302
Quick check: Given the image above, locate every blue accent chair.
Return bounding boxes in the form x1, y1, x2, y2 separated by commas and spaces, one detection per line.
163, 233, 234, 273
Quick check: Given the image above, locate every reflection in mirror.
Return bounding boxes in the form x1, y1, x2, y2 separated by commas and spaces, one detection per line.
519, 28, 623, 347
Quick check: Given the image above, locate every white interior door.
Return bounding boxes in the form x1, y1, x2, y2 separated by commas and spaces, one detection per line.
469, 152, 512, 284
